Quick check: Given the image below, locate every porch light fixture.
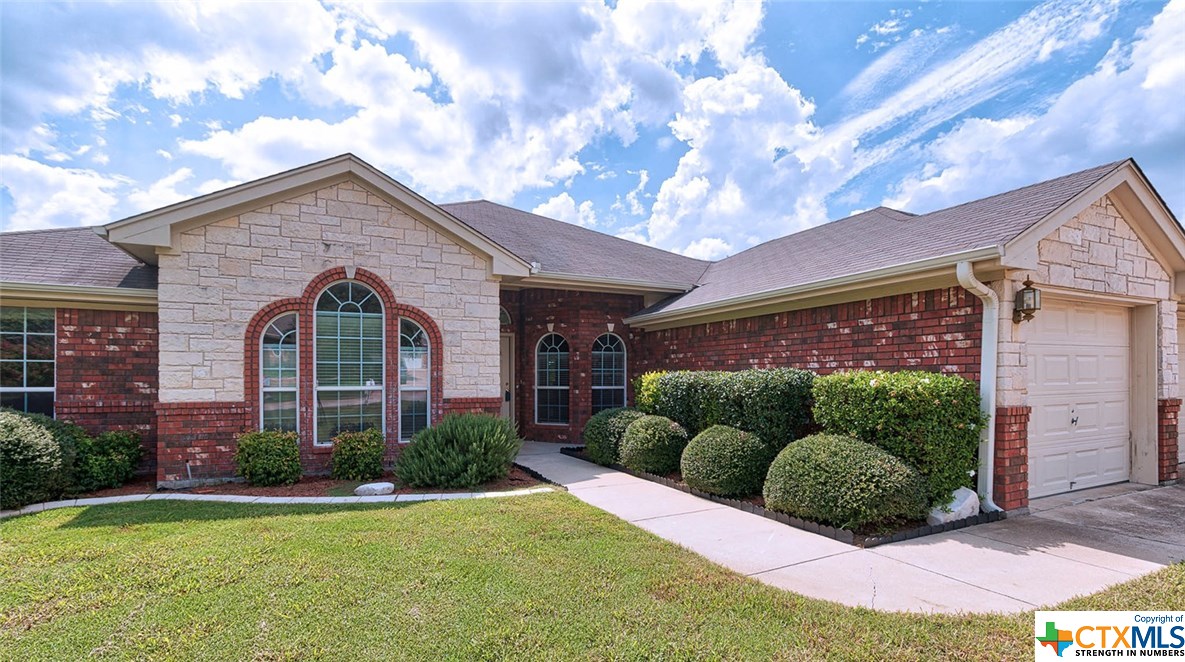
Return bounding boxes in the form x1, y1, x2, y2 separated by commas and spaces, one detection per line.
1012, 279, 1041, 323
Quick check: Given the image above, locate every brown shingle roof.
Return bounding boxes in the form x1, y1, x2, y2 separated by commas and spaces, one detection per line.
441, 200, 710, 286
638, 160, 1125, 316
0, 227, 156, 290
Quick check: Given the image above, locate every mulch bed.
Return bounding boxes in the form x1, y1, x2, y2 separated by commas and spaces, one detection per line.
74, 466, 544, 499
561, 447, 1004, 548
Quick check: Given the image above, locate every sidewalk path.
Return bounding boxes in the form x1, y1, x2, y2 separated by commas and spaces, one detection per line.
516, 441, 1184, 614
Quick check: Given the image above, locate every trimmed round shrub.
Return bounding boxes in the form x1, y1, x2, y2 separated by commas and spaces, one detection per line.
583, 407, 645, 466
76, 430, 144, 492
331, 428, 386, 480
17, 411, 86, 494
763, 434, 927, 530
397, 414, 522, 489
0, 409, 64, 509
681, 425, 771, 497
812, 370, 985, 507
619, 415, 688, 475
234, 430, 302, 487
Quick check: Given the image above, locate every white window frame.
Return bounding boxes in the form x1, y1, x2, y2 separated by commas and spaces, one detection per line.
591, 333, 627, 414
398, 317, 431, 442
260, 312, 299, 432
313, 281, 385, 446
534, 333, 570, 425
0, 306, 56, 416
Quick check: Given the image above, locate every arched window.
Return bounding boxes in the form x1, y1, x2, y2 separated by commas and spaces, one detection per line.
591, 333, 626, 413
315, 282, 383, 444
399, 318, 430, 440
499, 306, 512, 326
260, 313, 298, 431
535, 333, 569, 424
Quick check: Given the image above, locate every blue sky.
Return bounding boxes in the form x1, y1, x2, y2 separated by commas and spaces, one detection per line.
1, 0, 1181, 260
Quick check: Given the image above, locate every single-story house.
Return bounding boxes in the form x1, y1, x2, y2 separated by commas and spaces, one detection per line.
1, 154, 1181, 512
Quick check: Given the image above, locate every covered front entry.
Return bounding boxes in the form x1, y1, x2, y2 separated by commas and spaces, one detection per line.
1026, 298, 1131, 498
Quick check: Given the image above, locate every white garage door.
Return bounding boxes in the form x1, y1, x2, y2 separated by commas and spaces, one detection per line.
1027, 299, 1130, 499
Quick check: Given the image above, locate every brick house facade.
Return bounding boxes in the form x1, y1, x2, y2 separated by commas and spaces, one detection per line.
2, 155, 1182, 512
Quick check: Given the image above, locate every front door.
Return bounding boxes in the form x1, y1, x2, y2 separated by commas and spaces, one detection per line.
500, 334, 515, 423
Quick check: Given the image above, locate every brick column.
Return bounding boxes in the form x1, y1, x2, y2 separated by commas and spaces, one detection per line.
993, 406, 1031, 511
1158, 398, 1181, 484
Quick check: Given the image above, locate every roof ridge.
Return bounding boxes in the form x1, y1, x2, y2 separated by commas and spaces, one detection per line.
1, 225, 98, 236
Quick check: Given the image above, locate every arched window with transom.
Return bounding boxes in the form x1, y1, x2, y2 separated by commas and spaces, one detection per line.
399, 318, 430, 440
535, 333, 569, 424
591, 333, 626, 413
315, 281, 383, 444
260, 313, 298, 431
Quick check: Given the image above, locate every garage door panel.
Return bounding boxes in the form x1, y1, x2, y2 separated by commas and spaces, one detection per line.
1028, 299, 1130, 499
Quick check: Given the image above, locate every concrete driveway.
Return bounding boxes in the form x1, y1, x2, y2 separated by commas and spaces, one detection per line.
517, 442, 1184, 614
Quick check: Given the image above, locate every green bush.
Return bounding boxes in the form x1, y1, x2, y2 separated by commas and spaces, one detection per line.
332, 428, 386, 480
636, 368, 815, 453
0, 410, 64, 509
17, 411, 86, 494
235, 430, 302, 486
583, 407, 645, 466
763, 434, 927, 529
619, 415, 688, 475
812, 370, 985, 507
681, 425, 771, 497
75, 430, 144, 492
396, 414, 522, 489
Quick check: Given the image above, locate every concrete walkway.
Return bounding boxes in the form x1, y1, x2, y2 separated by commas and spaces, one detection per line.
0, 486, 555, 519
517, 441, 1185, 614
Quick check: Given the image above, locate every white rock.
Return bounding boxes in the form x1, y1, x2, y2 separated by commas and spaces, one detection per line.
354, 482, 395, 496
926, 487, 980, 525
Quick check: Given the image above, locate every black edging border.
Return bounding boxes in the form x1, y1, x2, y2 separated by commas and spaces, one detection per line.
559, 447, 1003, 548
512, 462, 569, 492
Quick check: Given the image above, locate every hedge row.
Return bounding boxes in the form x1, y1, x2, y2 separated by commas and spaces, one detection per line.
0, 408, 143, 510
635, 368, 815, 453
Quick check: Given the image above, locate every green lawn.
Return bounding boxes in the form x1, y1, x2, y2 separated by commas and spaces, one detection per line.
1, 493, 1181, 661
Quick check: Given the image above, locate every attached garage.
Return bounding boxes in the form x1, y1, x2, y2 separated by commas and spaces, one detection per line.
1026, 299, 1131, 498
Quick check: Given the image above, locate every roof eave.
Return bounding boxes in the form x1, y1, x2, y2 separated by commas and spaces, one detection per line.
0, 281, 158, 310
623, 246, 1004, 329
514, 271, 696, 295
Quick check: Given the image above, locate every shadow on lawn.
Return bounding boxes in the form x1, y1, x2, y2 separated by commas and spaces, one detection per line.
55, 499, 421, 529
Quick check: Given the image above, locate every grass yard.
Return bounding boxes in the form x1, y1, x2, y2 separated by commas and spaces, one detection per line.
1, 493, 1181, 661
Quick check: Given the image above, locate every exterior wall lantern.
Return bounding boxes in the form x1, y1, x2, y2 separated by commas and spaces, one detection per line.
1012, 279, 1042, 323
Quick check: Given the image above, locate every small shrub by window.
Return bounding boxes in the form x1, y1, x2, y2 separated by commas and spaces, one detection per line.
619, 415, 688, 475
583, 407, 645, 466
680, 425, 771, 497
75, 430, 143, 492
812, 370, 984, 507
0, 409, 64, 509
396, 414, 522, 489
763, 434, 927, 530
331, 428, 386, 481
18, 411, 86, 494
235, 430, 302, 487
634, 368, 815, 452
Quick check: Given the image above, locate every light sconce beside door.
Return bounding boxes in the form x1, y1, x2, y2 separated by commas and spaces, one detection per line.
1012, 279, 1042, 323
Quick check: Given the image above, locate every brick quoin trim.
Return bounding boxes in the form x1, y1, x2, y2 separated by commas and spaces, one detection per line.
502, 288, 645, 443
1157, 398, 1180, 484
156, 402, 250, 484
993, 406, 1031, 512
636, 287, 983, 380
55, 309, 159, 474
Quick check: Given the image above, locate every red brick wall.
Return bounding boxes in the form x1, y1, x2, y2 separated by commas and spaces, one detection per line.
501, 289, 645, 443
1158, 398, 1180, 484
156, 402, 250, 484
993, 406, 1030, 511
635, 287, 982, 380
55, 309, 159, 474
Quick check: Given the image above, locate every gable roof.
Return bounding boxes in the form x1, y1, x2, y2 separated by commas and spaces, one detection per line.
633, 161, 1132, 320
1, 226, 156, 290
442, 200, 709, 289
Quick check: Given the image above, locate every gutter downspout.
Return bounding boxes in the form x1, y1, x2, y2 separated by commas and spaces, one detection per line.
956, 261, 1003, 513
